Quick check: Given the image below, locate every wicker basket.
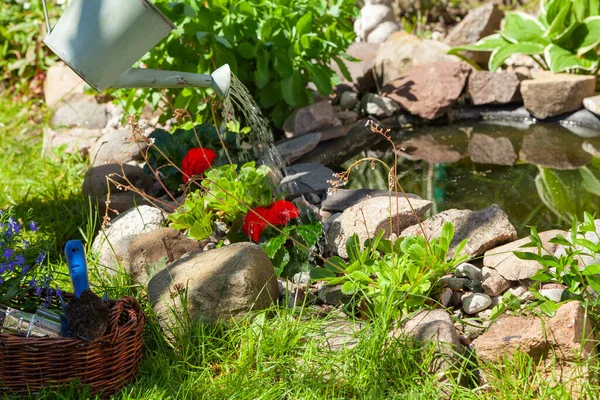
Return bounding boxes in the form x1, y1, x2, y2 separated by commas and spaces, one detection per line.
0, 296, 145, 397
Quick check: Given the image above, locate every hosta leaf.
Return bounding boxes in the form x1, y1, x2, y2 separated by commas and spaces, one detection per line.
488, 42, 545, 71
544, 0, 572, 38
448, 34, 508, 54
574, 17, 600, 55
545, 43, 599, 72
502, 12, 548, 45
580, 166, 600, 196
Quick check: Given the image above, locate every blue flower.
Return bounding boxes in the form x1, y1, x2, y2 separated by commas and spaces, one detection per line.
35, 252, 45, 265
8, 218, 20, 235
0, 277, 2, 284
14, 254, 24, 266
29, 277, 36, 287
21, 265, 30, 275
35, 285, 43, 296
29, 221, 38, 232
3, 248, 13, 259
55, 287, 62, 298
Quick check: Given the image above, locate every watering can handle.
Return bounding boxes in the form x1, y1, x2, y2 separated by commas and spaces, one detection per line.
41, 0, 52, 36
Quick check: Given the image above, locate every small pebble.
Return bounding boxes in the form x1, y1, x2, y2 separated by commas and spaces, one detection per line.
440, 287, 453, 307
203, 242, 216, 251
455, 263, 483, 281
440, 277, 469, 291
462, 293, 492, 315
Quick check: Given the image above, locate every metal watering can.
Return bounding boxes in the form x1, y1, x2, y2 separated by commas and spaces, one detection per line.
41, 0, 231, 97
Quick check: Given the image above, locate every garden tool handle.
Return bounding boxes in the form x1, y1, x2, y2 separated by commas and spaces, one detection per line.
41, 0, 52, 36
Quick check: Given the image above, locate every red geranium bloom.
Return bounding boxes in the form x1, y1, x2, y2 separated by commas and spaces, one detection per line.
181, 147, 217, 183
243, 200, 300, 243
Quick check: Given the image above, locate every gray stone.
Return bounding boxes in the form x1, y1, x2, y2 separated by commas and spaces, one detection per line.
374, 32, 458, 86
43, 127, 103, 158
483, 230, 566, 281
555, 220, 600, 268
339, 91, 359, 110
92, 205, 166, 273
149, 243, 279, 326
82, 164, 154, 197
440, 277, 469, 291
468, 133, 518, 166
43, 61, 90, 108
331, 42, 378, 93
481, 267, 510, 296
90, 129, 149, 167
335, 110, 359, 125
462, 293, 492, 314
467, 71, 522, 106
455, 263, 483, 281
318, 285, 352, 306
51, 102, 109, 129
583, 95, 600, 116
521, 72, 596, 119
283, 101, 335, 137
557, 109, 600, 138
126, 227, 201, 283
440, 287, 453, 307
327, 196, 432, 258
403, 309, 453, 329
360, 92, 401, 117
273, 132, 322, 164
465, 280, 484, 293
401, 205, 517, 258
444, 3, 504, 65
278, 163, 335, 197
366, 20, 400, 44
508, 286, 532, 302
382, 61, 471, 120
398, 134, 463, 163
540, 288, 565, 302
96, 192, 150, 220
354, 4, 395, 42
519, 125, 592, 170
321, 188, 421, 212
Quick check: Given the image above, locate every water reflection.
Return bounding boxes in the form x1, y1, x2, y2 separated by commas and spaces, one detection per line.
344, 121, 600, 236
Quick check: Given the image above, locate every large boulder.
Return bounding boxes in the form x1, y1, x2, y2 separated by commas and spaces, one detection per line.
148, 243, 279, 326
520, 72, 596, 119
51, 102, 109, 129
272, 132, 321, 164
483, 230, 566, 281
382, 61, 471, 120
42, 127, 103, 158
467, 71, 522, 106
473, 301, 595, 397
354, 4, 396, 42
444, 3, 504, 65
374, 32, 458, 86
331, 42, 379, 93
43, 62, 90, 108
401, 205, 517, 258
283, 101, 335, 138
468, 134, 518, 166
126, 227, 201, 283
89, 129, 149, 167
278, 163, 335, 197
82, 164, 154, 198
327, 196, 432, 258
366, 20, 400, 44
91, 205, 166, 273
322, 189, 421, 212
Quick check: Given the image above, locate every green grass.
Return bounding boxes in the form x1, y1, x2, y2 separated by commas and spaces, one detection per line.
1, 95, 599, 399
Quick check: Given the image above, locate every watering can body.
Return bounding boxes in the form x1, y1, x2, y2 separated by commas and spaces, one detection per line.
43, 0, 230, 97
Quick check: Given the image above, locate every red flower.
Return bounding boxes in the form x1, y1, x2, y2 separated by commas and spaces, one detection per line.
181, 147, 217, 183
243, 200, 300, 243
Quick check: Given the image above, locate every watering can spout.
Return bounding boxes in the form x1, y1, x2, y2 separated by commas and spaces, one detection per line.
109, 64, 231, 98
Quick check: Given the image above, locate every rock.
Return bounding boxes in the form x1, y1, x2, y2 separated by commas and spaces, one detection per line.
82, 164, 154, 197
366, 20, 400, 44
557, 109, 600, 138
508, 286, 532, 302
42, 127, 103, 158
555, 220, 600, 268
465, 279, 484, 293
401, 205, 517, 258
398, 134, 463, 163
327, 196, 432, 258
468, 133, 518, 166
519, 125, 592, 170
331, 42, 379, 93
360, 92, 401, 117
582, 140, 600, 157
339, 91, 359, 110
481, 267, 510, 296
283, 101, 335, 138
583, 95, 600, 116
278, 163, 335, 197
273, 132, 322, 164
43, 62, 90, 108
321, 189, 421, 212
149, 243, 279, 325
374, 32, 458, 86
455, 263, 483, 281
483, 230, 566, 281
540, 288, 565, 302
462, 293, 492, 314
472, 301, 595, 397
403, 309, 453, 329
89, 129, 149, 167
319, 316, 365, 351
51, 102, 109, 129
382, 61, 471, 120
444, 3, 504, 65
126, 227, 201, 283
353, 4, 395, 42
97, 192, 150, 220
318, 285, 352, 306
440, 277, 469, 291
92, 205, 166, 273
335, 110, 359, 125
467, 71, 522, 106
520, 72, 596, 119
440, 287, 453, 307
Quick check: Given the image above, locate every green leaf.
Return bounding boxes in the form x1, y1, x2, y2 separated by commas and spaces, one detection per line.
345, 234, 362, 263
544, 0, 571, 38
539, 300, 560, 316
281, 70, 304, 108
350, 271, 373, 283
582, 264, 600, 275
489, 42, 545, 71
255, 52, 270, 89
448, 34, 508, 54
310, 267, 336, 280
332, 55, 353, 81
305, 63, 333, 95
273, 51, 294, 77
502, 12, 548, 45
574, 17, 600, 55
325, 256, 347, 273
296, 12, 313, 36
587, 275, 600, 293
237, 42, 256, 59
262, 234, 288, 258
296, 221, 322, 249
573, 0, 587, 22
341, 281, 359, 295
544, 43, 599, 72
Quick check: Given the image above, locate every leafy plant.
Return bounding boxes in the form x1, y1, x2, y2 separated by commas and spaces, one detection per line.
514, 213, 600, 317
168, 161, 274, 240
449, 0, 600, 73
116, 0, 358, 127
311, 222, 468, 319
145, 123, 254, 191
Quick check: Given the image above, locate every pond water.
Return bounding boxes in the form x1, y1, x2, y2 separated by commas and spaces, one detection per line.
344, 121, 600, 236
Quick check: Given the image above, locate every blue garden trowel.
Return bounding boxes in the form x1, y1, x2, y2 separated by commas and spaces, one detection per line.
65, 240, 90, 298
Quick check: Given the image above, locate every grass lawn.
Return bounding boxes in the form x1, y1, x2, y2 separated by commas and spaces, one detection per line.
0, 94, 597, 400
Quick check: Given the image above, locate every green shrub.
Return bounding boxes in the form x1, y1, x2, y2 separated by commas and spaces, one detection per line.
449, 0, 600, 73
116, 0, 358, 127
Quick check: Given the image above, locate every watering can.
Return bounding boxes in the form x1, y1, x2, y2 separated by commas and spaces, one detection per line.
41, 0, 231, 97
